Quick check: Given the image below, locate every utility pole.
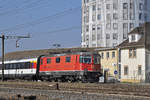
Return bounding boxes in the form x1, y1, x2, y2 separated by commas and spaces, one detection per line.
0, 34, 30, 81
0, 35, 4, 81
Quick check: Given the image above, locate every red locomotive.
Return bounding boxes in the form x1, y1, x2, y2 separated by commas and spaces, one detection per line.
37, 52, 101, 82
0, 52, 101, 82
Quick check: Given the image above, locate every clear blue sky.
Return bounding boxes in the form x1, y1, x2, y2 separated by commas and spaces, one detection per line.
0, 0, 81, 55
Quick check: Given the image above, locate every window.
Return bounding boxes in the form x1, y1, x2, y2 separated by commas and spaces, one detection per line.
112, 52, 115, 58
123, 3, 128, 20
131, 35, 135, 41
106, 4, 110, 10
129, 49, 132, 58
92, 14, 96, 21
97, 14, 101, 20
66, 57, 71, 62
92, 34, 96, 41
123, 23, 128, 39
25, 62, 30, 69
133, 49, 136, 57
56, 57, 60, 63
106, 23, 111, 29
97, 24, 101, 30
97, 4, 101, 10
124, 66, 128, 75
47, 58, 51, 64
106, 14, 111, 21
86, 15, 89, 23
139, 13, 142, 20
106, 52, 109, 59
80, 56, 91, 64
0, 64, 2, 70
139, 3, 143, 10
130, 23, 134, 31
92, 5, 96, 11
92, 25, 96, 31
113, 13, 118, 20
113, 23, 118, 29
40, 59, 43, 65
123, 3, 128, 9
5, 64, 10, 70
106, 34, 110, 39
113, 33, 118, 40
138, 65, 142, 75
129, 48, 136, 58
94, 55, 100, 64
113, 0, 118, 10
86, 25, 89, 32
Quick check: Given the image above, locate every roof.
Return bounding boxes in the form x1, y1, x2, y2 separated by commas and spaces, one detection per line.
0, 47, 99, 61
128, 27, 144, 35
117, 36, 145, 49
95, 47, 117, 51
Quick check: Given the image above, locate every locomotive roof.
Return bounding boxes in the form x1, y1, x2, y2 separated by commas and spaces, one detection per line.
0, 47, 100, 61
42, 51, 99, 57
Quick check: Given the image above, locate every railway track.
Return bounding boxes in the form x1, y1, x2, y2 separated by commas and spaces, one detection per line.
0, 81, 150, 97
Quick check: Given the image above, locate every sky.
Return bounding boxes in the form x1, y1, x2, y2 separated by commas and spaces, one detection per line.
0, 0, 82, 55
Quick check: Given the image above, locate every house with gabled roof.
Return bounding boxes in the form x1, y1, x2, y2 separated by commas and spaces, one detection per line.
118, 22, 150, 83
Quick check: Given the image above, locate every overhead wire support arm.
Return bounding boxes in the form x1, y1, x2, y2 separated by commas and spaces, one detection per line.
0, 34, 30, 81
5, 34, 31, 48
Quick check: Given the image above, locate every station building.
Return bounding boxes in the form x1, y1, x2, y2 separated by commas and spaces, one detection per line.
96, 48, 119, 79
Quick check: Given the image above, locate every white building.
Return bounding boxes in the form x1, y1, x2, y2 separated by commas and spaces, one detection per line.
118, 23, 150, 83
81, 0, 150, 48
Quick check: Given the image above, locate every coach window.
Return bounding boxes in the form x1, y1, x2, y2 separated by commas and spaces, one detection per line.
17, 63, 19, 69
56, 57, 60, 63
27, 62, 30, 68
47, 58, 51, 64
18, 63, 21, 69
0, 64, 2, 70
14, 63, 17, 69
66, 57, 71, 63
20, 63, 24, 69
15, 64, 18, 69
5, 64, 9, 69
9, 64, 13, 69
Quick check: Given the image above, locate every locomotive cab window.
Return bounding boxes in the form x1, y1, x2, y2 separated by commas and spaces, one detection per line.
66, 57, 71, 62
94, 55, 100, 64
80, 55, 91, 64
56, 57, 60, 63
47, 58, 51, 64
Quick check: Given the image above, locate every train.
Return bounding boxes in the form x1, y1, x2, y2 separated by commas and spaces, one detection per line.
0, 52, 102, 82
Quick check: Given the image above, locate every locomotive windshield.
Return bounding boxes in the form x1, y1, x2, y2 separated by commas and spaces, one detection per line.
80, 55, 91, 64
94, 55, 100, 64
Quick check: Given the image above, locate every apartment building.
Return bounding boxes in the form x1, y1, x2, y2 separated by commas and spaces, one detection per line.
81, 0, 150, 47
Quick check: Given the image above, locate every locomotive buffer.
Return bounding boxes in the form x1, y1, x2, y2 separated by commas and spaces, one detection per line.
0, 34, 30, 81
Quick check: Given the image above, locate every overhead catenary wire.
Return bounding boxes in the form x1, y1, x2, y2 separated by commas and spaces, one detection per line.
0, 0, 75, 17
0, 7, 81, 32
31, 26, 81, 35
0, 0, 50, 16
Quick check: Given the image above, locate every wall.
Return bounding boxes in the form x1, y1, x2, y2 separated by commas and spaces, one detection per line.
98, 49, 119, 78
121, 48, 145, 82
